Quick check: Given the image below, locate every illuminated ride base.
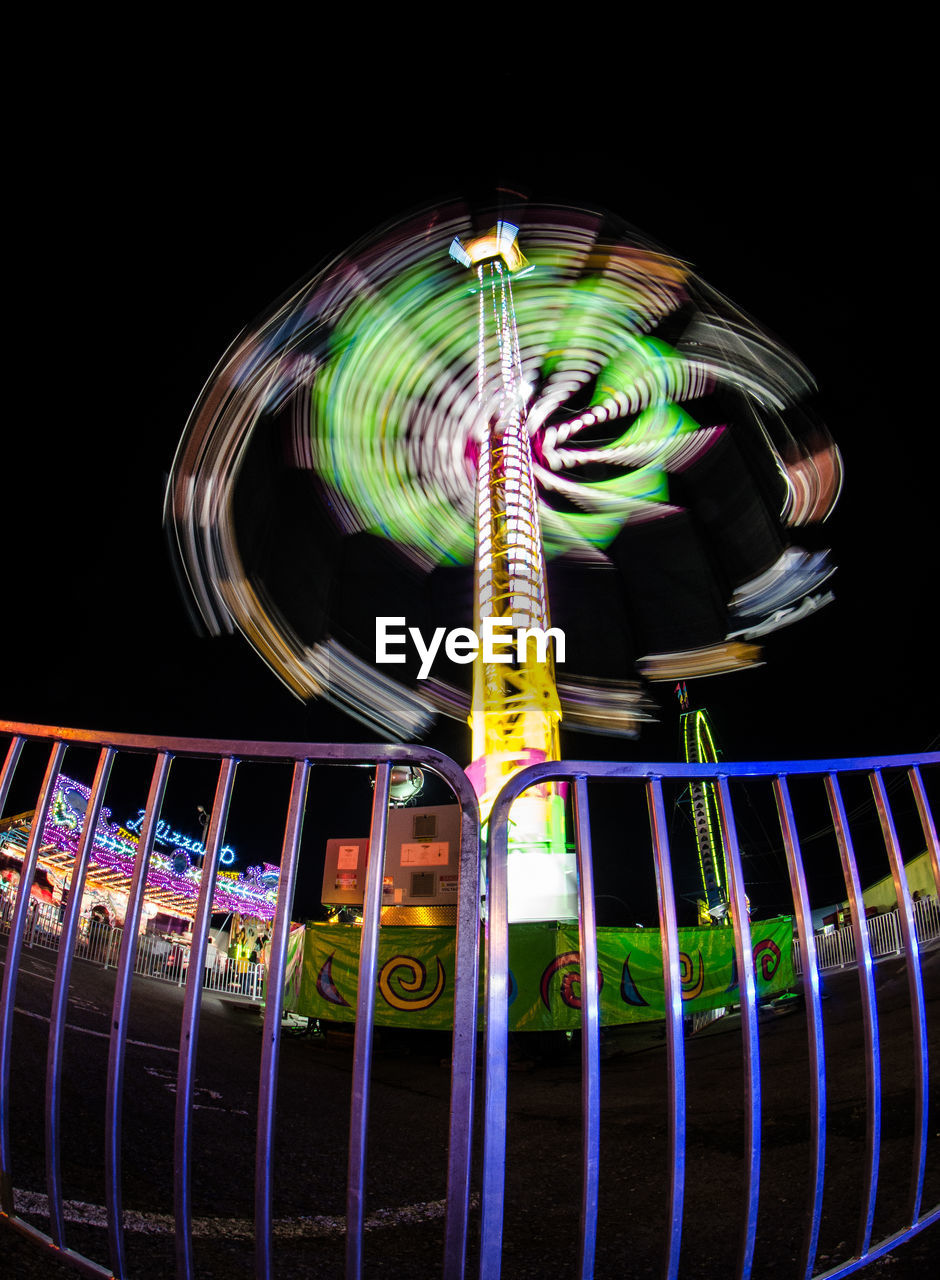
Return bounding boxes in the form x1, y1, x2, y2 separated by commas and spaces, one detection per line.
449, 223, 572, 921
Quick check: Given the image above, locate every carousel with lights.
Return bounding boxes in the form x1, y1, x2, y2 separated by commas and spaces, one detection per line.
0, 774, 279, 943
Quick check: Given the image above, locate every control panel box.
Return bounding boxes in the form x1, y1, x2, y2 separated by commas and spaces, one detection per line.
322, 804, 462, 908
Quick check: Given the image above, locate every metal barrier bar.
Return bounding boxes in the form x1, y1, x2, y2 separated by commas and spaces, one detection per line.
479, 776, 512, 1279
346, 760, 391, 1280
106, 750, 172, 1276
773, 775, 826, 1280
0, 740, 66, 1216
1, 721, 937, 1279
256, 758, 310, 1280
645, 778, 685, 1280
910, 764, 940, 894
716, 776, 761, 1280
174, 754, 236, 1280
870, 770, 929, 1227
0, 737, 24, 838
45, 746, 115, 1248
573, 776, 600, 1280
826, 772, 881, 1258
478, 753, 938, 1278
442, 764, 483, 1280
3, 723, 933, 777
0, 723, 482, 1280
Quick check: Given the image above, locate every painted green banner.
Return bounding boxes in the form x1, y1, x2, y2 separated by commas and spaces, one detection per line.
297, 917, 794, 1031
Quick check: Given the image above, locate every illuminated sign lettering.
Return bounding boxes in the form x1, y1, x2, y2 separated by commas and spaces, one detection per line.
124, 812, 236, 865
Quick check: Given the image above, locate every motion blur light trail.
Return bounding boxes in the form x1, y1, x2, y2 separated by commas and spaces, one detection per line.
165, 200, 841, 739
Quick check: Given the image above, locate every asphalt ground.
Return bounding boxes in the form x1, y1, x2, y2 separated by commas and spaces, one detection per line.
1, 936, 938, 1278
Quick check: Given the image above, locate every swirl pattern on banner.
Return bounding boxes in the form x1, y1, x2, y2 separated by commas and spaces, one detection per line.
679, 950, 706, 1000
753, 937, 782, 981
379, 955, 446, 1011
540, 951, 604, 1010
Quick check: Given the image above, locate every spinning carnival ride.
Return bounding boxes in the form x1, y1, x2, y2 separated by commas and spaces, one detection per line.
166, 201, 841, 918
676, 681, 732, 926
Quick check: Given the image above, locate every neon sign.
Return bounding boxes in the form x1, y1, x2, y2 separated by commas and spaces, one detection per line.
124, 812, 236, 865
41, 777, 275, 918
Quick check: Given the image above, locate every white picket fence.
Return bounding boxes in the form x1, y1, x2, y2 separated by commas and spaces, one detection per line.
0, 892, 266, 1000
793, 893, 940, 975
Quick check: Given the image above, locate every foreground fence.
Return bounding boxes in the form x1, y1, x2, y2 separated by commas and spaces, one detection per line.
0, 718, 938, 1279
480, 753, 940, 1280
0, 721, 481, 1280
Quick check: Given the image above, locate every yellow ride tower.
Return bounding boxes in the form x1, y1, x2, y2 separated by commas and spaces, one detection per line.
450, 223, 570, 915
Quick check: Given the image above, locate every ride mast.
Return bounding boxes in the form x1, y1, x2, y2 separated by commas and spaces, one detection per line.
677, 682, 732, 925
450, 222, 567, 862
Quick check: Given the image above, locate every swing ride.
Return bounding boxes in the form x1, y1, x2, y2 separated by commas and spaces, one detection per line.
165, 198, 841, 922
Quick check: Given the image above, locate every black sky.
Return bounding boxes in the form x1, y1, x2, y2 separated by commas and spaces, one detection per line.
9, 124, 936, 753
4, 93, 937, 916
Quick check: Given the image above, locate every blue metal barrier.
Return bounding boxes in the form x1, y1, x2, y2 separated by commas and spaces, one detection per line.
0, 720, 480, 1280
483, 753, 940, 1280
1, 720, 938, 1277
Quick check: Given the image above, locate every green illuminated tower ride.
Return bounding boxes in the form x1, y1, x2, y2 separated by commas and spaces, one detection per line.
677, 682, 731, 924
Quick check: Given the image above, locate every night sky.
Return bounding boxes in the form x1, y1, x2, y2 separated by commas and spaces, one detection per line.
6, 105, 937, 920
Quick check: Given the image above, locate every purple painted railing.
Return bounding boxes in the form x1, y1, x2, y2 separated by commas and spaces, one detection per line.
0, 721, 480, 1280
0, 719, 937, 1278
482, 754, 939, 1280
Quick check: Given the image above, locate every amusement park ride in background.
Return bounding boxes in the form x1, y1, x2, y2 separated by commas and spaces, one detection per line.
165, 199, 841, 923
675, 681, 734, 927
